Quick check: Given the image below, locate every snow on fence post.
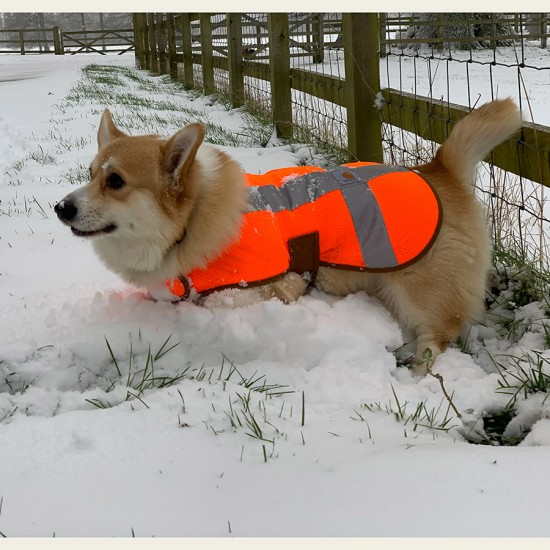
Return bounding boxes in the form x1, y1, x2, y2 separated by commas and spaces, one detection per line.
179, 13, 194, 90
268, 13, 293, 140
342, 13, 383, 163
200, 14, 216, 96
227, 13, 244, 109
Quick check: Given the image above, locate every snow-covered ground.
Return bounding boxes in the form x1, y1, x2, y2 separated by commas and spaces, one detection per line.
1, 52, 550, 540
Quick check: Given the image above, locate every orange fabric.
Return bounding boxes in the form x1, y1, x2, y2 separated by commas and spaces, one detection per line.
369, 170, 440, 265
273, 191, 366, 267
166, 162, 440, 298
187, 210, 290, 294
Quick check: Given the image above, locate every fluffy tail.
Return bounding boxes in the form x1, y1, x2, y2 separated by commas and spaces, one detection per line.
437, 98, 522, 183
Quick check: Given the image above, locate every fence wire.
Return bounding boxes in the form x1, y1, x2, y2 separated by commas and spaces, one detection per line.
380, 13, 550, 271
241, 13, 272, 122
287, 15, 347, 154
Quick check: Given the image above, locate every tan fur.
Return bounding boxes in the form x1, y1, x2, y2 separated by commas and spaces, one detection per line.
55, 99, 522, 375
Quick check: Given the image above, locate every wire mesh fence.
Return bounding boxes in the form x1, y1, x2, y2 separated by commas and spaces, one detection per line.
289, 15, 347, 153
380, 13, 550, 272
135, 12, 550, 273
241, 13, 272, 122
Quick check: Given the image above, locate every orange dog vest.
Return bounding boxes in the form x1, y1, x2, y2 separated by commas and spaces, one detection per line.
166, 162, 442, 300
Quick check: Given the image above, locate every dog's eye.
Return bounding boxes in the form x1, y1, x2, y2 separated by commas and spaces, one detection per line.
107, 173, 125, 190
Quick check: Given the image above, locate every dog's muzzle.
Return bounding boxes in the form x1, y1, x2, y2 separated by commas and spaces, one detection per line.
54, 199, 117, 237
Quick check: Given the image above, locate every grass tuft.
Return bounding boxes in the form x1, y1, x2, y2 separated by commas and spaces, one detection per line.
85, 335, 191, 410
360, 384, 458, 436
59, 64, 274, 148
492, 351, 550, 409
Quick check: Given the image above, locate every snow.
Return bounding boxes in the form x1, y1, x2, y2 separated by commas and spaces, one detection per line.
1, 51, 550, 541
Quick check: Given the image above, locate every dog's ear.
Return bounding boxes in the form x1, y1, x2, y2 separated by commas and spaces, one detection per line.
98, 109, 126, 149
162, 123, 205, 184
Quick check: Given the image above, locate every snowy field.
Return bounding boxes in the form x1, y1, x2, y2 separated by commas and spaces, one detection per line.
1, 51, 550, 542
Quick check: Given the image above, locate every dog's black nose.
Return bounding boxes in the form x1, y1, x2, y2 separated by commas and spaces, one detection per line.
54, 200, 77, 221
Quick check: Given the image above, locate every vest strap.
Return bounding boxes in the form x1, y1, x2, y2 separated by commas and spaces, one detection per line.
288, 232, 320, 283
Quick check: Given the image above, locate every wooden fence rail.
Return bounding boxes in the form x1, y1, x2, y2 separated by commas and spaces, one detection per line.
0, 27, 61, 54
133, 12, 380, 162
0, 27, 134, 55
134, 12, 550, 188
61, 29, 135, 55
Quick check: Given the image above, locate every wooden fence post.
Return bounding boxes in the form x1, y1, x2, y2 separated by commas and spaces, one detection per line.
227, 13, 244, 108
436, 13, 444, 50
166, 13, 178, 79
342, 13, 383, 163
147, 13, 159, 73
180, 13, 194, 89
312, 14, 324, 64
200, 14, 215, 95
142, 14, 151, 70
53, 26, 63, 55
132, 13, 146, 68
19, 30, 25, 55
132, 14, 139, 65
255, 19, 262, 48
490, 13, 497, 50
156, 13, 167, 74
268, 13, 293, 140
379, 13, 387, 58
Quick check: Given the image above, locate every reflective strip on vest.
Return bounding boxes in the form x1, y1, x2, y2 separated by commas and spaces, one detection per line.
248, 165, 412, 269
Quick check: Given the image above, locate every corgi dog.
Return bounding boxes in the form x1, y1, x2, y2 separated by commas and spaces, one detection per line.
55, 99, 521, 374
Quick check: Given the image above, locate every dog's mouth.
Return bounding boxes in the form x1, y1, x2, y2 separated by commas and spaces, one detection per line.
71, 224, 117, 238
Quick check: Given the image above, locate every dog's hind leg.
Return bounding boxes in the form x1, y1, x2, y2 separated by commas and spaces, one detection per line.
411, 327, 458, 376
376, 271, 466, 376
406, 317, 465, 376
